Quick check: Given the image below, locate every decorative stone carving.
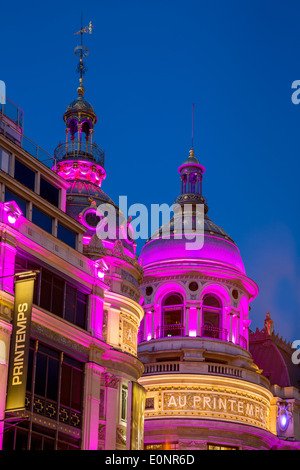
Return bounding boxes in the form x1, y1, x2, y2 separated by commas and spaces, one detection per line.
104, 372, 120, 389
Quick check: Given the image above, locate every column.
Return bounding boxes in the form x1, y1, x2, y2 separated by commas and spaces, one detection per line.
82, 362, 106, 450
197, 305, 201, 336
104, 373, 120, 450
185, 304, 189, 336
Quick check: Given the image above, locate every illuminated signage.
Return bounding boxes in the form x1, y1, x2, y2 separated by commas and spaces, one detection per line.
6, 274, 36, 412
161, 390, 268, 427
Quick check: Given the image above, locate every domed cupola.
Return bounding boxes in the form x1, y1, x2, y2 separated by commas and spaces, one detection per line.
139, 146, 247, 274
52, 24, 136, 256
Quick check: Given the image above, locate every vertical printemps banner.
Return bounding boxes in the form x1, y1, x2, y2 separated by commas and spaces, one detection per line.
6, 274, 36, 412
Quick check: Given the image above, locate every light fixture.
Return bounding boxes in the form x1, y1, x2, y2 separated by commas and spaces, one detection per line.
7, 212, 17, 224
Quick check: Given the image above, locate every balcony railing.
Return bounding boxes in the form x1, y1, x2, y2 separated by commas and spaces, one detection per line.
201, 325, 229, 342
156, 324, 185, 338
54, 141, 105, 167
0, 98, 56, 167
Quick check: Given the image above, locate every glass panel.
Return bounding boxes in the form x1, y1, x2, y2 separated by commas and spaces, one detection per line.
4, 187, 27, 216
15, 428, 28, 450
52, 277, 64, 317
60, 363, 71, 407
46, 357, 59, 402
71, 368, 82, 411
40, 177, 59, 207
14, 158, 35, 191
40, 270, 52, 311
163, 294, 183, 306
32, 206, 53, 234
57, 223, 76, 249
203, 294, 221, 308
35, 353, 47, 397
76, 291, 87, 329
0, 147, 10, 173
65, 284, 76, 323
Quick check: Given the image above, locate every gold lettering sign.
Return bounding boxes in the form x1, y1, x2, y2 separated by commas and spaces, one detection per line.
162, 391, 268, 428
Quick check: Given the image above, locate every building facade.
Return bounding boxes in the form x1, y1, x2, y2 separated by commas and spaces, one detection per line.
0, 41, 300, 449
137, 149, 300, 450
0, 89, 145, 450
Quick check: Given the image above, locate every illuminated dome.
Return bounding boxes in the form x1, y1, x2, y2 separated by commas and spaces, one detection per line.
139, 149, 245, 274
139, 214, 245, 273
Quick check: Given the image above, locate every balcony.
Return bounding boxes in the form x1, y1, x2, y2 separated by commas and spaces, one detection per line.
157, 324, 185, 338
54, 141, 105, 167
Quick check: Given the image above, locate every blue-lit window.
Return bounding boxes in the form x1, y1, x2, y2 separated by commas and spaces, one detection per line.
40, 177, 59, 207
57, 223, 76, 249
14, 158, 35, 191
32, 206, 53, 234
4, 187, 27, 216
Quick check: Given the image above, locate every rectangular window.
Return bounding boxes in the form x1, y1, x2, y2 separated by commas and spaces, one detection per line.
121, 385, 128, 422
32, 206, 53, 234
15, 254, 88, 329
14, 158, 35, 191
0, 146, 10, 173
5, 187, 27, 216
57, 223, 76, 249
40, 177, 59, 207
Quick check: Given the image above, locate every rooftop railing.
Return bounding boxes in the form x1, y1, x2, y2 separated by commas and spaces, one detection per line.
54, 141, 105, 167
0, 98, 56, 167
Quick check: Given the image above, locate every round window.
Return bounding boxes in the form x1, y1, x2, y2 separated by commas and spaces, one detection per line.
84, 209, 101, 228
189, 281, 198, 292
145, 286, 153, 296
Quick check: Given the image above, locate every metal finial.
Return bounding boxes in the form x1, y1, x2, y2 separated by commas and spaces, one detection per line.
73, 18, 94, 94
191, 103, 195, 150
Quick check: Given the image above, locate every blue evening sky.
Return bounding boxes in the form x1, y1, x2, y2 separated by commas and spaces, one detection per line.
1, 0, 300, 342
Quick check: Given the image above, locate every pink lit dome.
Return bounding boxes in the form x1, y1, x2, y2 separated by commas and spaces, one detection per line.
139, 149, 245, 274
139, 212, 245, 273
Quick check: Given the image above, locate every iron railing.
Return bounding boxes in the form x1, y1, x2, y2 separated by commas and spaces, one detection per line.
54, 141, 105, 167
0, 98, 56, 167
156, 324, 185, 338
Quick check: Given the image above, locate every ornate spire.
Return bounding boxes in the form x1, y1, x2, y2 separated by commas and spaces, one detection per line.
53, 20, 105, 185
74, 18, 94, 96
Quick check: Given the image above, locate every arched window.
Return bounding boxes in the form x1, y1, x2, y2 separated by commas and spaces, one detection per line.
202, 294, 223, 340
161, 293, 184, 338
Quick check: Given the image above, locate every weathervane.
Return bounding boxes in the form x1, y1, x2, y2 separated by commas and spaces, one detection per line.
73, 18, 94, 94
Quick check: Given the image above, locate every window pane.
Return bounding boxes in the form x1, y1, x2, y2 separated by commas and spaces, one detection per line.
5, 188, 27, 216
32, 206, 53, 234
76, 291, 87, 329
26, 347, 34, 393
71, 368, 83, 411
14, 158, 35, 191
52, 277, 64, 317
60, 363, 71, 407
40, 177, 59, 207
47, 357, 59, 402
57, 223, 76, 249
65, 284, 76, 323
40, 270, 52, 311
35, 353, 47, 397
0, 147, 10, 173
15, 428, 28, 450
